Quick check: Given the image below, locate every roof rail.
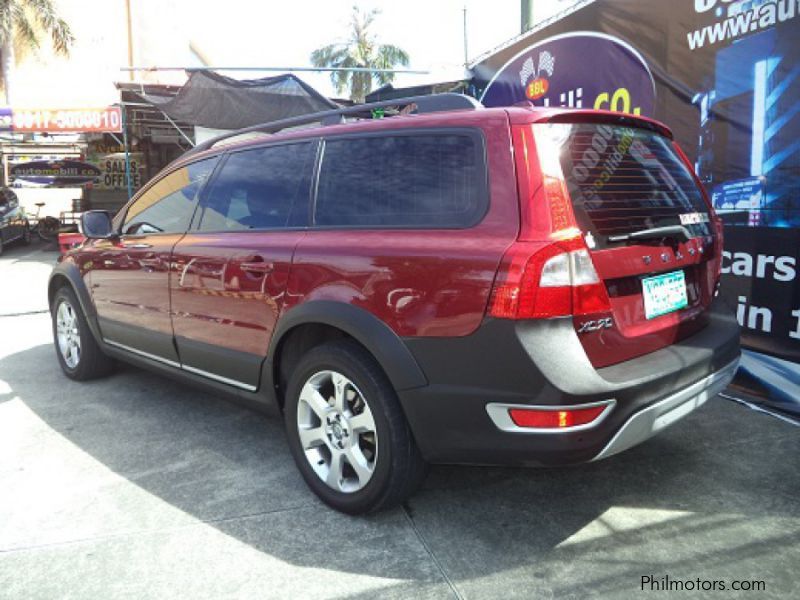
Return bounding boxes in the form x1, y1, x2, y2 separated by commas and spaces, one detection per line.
187, 93, 483, 156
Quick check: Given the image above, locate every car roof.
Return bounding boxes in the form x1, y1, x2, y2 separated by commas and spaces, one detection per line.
170, 103, 673, 170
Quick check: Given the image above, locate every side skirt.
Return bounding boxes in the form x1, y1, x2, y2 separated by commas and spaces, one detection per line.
101, 341, 280, 416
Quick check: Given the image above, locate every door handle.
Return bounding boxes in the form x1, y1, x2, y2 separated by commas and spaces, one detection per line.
240, 259, 274, 275
125, 243, 152, 249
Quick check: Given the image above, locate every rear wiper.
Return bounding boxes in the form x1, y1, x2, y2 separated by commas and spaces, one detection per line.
607, 225, 693, 243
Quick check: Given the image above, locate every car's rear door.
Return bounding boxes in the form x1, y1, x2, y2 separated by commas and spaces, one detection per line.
89, 157, 218, 363
169, 141, 316, 390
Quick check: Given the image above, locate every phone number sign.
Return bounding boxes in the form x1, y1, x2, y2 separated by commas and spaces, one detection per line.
11, 107, 122, 133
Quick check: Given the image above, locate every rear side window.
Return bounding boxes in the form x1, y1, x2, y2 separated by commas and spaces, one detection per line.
197, 142, 314, 231
315, 133, 486, 228
547, 124, 711, 247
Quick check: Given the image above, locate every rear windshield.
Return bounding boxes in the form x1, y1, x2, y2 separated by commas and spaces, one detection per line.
549, 123, 711, 247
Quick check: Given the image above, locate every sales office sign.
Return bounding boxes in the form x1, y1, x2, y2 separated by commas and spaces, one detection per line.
10, 106, 122, 133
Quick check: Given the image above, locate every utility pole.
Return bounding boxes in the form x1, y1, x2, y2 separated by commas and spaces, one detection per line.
462, 6, 469, 67
125, 0, 134, 82
521, 0, 534, 33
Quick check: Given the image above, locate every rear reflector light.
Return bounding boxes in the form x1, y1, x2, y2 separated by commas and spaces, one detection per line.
486, 401, 615, 432
509, 405, 608, 429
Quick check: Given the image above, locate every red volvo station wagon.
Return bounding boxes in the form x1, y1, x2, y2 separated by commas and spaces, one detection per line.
49, 94, 740, 513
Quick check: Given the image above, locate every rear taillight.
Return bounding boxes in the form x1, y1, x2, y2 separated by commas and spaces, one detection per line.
489, 238, 611, 319
534, 124, 582, 241
493, 123, 610, 320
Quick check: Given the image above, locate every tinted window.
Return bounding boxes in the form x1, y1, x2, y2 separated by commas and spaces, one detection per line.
315, 133, 485, 227
197, 142, 314, 231
123, 157, 218, 235
549, 123, 711, 247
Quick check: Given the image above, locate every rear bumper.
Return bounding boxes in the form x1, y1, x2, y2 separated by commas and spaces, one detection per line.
592, 356, 738, 461
398, 301, 740, 465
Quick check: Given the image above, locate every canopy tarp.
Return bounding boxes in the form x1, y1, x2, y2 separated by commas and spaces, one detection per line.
137, 71, 338, 130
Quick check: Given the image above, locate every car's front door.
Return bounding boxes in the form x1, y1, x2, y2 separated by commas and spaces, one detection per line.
170, 142, 316, 389
89, 157, 218, 363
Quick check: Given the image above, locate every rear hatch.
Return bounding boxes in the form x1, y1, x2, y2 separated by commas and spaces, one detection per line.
531, 118, 722, 368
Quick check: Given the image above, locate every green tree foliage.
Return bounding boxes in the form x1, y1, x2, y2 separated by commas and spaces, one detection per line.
311, 6, 409, 103
0, 0, 74, 103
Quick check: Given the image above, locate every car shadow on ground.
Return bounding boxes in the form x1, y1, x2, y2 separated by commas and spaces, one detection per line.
0, 244, 61, 317
2, 339, 798, 596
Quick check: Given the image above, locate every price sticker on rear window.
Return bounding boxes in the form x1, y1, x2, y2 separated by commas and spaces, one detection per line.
679, 212, 709, 225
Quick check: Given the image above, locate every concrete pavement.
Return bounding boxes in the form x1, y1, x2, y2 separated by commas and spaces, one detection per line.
1, 242, 798, 599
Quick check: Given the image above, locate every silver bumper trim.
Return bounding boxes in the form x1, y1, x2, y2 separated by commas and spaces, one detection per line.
592, 357, 740, 461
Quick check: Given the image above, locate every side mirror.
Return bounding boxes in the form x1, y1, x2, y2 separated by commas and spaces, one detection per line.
81, 210, 116, 239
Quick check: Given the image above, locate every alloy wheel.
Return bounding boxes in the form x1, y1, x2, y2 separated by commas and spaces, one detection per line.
56, 300, 81, 369
296, 370, 377, 493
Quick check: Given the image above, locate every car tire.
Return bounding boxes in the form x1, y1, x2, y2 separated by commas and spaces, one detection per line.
284, 339, 427, 514
51, 286, 113, 380
38, 216, 60, 243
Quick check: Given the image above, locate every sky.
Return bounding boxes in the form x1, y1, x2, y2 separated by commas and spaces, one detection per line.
10, 0, 574, 106
184, 0, 536, 98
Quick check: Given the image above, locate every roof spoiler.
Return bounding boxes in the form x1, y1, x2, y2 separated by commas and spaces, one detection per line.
534, 109, 673, 139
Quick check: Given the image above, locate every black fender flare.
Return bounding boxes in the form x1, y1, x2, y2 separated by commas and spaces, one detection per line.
267, 301, 428, 393
48, 260, 104, 344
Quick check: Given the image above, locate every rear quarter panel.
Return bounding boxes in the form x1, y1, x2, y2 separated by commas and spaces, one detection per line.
285, 112, 519, 337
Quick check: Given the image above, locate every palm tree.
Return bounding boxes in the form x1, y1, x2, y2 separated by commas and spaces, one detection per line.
0, 0, 74, 104
311, 6, 409, 103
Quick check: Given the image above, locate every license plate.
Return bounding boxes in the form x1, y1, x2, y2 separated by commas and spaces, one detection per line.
642, 270, 688, 319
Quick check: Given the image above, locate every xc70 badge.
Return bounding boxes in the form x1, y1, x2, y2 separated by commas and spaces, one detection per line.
577, 317, 613, 333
